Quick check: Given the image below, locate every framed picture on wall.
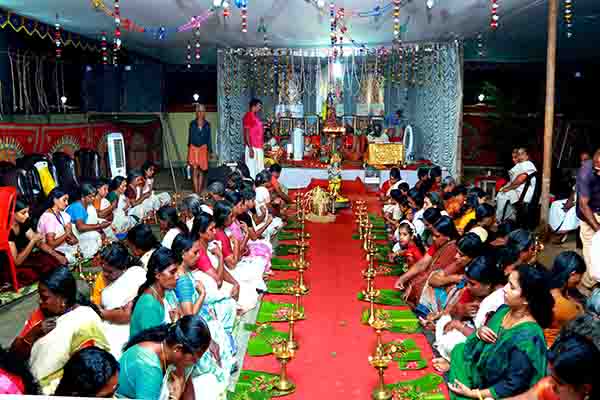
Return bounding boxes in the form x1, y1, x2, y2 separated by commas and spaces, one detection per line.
356, 116, 370, 134
370, 116, 384, 128
304, 114, 320, 137
278, 117, 293, 137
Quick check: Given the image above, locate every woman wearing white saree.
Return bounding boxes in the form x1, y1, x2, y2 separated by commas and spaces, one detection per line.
496, 147, 537, 221
214, 200, 268, 295
107, 176, 138, 234
66, 184, 112, 259
142, 161, 172, 210
253, 170, 283, 242
125, 169, 156, 221
11, 266, 109, 395
90, 243, 146, 360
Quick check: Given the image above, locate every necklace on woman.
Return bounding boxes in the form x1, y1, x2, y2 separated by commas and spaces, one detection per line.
150, 284, 163, 303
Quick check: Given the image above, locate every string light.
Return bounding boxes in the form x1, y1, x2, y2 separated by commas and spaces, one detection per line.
564, 0, 573, 38
241, 0, 248, 33
490, 0, 499, 29
330, 1, 337, 60
113, 0, 121, 64
101, 32, 108, 64
476, 33, 485, 57
54, 20, 62, 59
337, 8, 344, 57
393, 0, 401, 42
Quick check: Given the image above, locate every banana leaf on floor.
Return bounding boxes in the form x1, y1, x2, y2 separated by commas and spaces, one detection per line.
276, 231, 299, 241
257, 301, 305, 323
357, 289, 407, 306
270, 257, 298, 271
274, 243, 299, 256
375, 261, 408, 276
244, 323, 290, 356
283, 220, 302, 231
352, 232, 388, 241
360, 308, 420, 333
228, 370, 293, 399
382, 340, 427, 370
266, 279, 296, 295
385, 373, 445, 400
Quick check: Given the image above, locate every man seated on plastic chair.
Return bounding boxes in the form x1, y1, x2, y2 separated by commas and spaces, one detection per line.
495, 147, 537, 222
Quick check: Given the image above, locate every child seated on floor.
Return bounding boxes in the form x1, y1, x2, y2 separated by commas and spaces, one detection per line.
254, 170, 284, 239
389, 221, 425, 266
384, 190, 410, 230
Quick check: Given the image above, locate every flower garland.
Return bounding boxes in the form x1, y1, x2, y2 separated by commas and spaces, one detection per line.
490, 0, 499, 29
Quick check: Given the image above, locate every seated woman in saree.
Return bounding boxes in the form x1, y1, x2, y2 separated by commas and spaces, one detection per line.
106, 176, 137, 234
129, 247, 180, 337
9, 197, 63, 285
180, 193, 204, 231
225, 191, 273, 269
36, 188, 80, 264
142, 160, 172, 209
544, 251, 585, 347
0, 347, 40, 395
66, 183, 114, 258
419, 232, 483, 317
54, 347, 119, 398
11, 266, 109, 395
169, 234, 237, 391
93, 178, 115, 222
157, 206, 189, 249
192, 212, 256, 313
254, 170, 284, 241
239, 187, 277, 246
117, 315, 211, 400
505, 314, 600, 400
213, 200, 268, 295
91, 242, 147, 359
419, 207, 443, 245
395, 216, 460, 307
127, 223, 160, 269
436, 265, 554, 400
124, 169, 155, 221
463, 203, 495, 243
432, 254, 507, 360
506, 229, 538, 265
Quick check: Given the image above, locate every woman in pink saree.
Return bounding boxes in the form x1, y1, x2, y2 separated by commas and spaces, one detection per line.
224, 191, 272, 271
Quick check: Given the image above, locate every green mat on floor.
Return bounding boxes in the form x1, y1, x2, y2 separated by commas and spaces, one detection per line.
283, 221, 302, 231
274, 244, 300, 256
270, 258, 298, 271
257, 301, 305, 323
245, 323, 290, 356
276, 231, 301, 241
266, 279, 296, 295
357, 289, 407, 306
385, 373, 445, 400
375, 261, 408, 276
360, 308, 420, 333
227, 370, 293, 399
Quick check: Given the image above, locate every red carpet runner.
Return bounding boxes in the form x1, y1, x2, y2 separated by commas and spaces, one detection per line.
242, 195, 446, 398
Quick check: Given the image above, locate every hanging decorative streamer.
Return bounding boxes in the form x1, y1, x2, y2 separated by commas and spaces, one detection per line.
337, 7, 345, 57
490, 0, 499, 29
393, 0, 401, 43
564, 0, 573, 38
258, 17, 268, 47
54, 19, 62, 59
101, 32, 108, 64
194, 26, 201, 61
241, 0, 248, 33
476, 33, 485, 57
186, 41, 192, 68
113, 0, 121, 64
223, 2, 230, 18
329, 1, 337, 59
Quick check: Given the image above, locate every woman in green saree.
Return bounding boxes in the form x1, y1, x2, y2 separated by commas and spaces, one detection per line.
435, 265, 554, 400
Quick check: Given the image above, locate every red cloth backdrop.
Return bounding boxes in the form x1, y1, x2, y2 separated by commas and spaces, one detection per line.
0, 121, 160, 170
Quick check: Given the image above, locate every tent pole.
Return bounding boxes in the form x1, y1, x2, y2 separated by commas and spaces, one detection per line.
540, 0, 559, 227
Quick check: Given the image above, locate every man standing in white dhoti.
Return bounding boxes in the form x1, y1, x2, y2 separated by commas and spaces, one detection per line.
495, 147, 537, 221
243, 98, 264, 179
